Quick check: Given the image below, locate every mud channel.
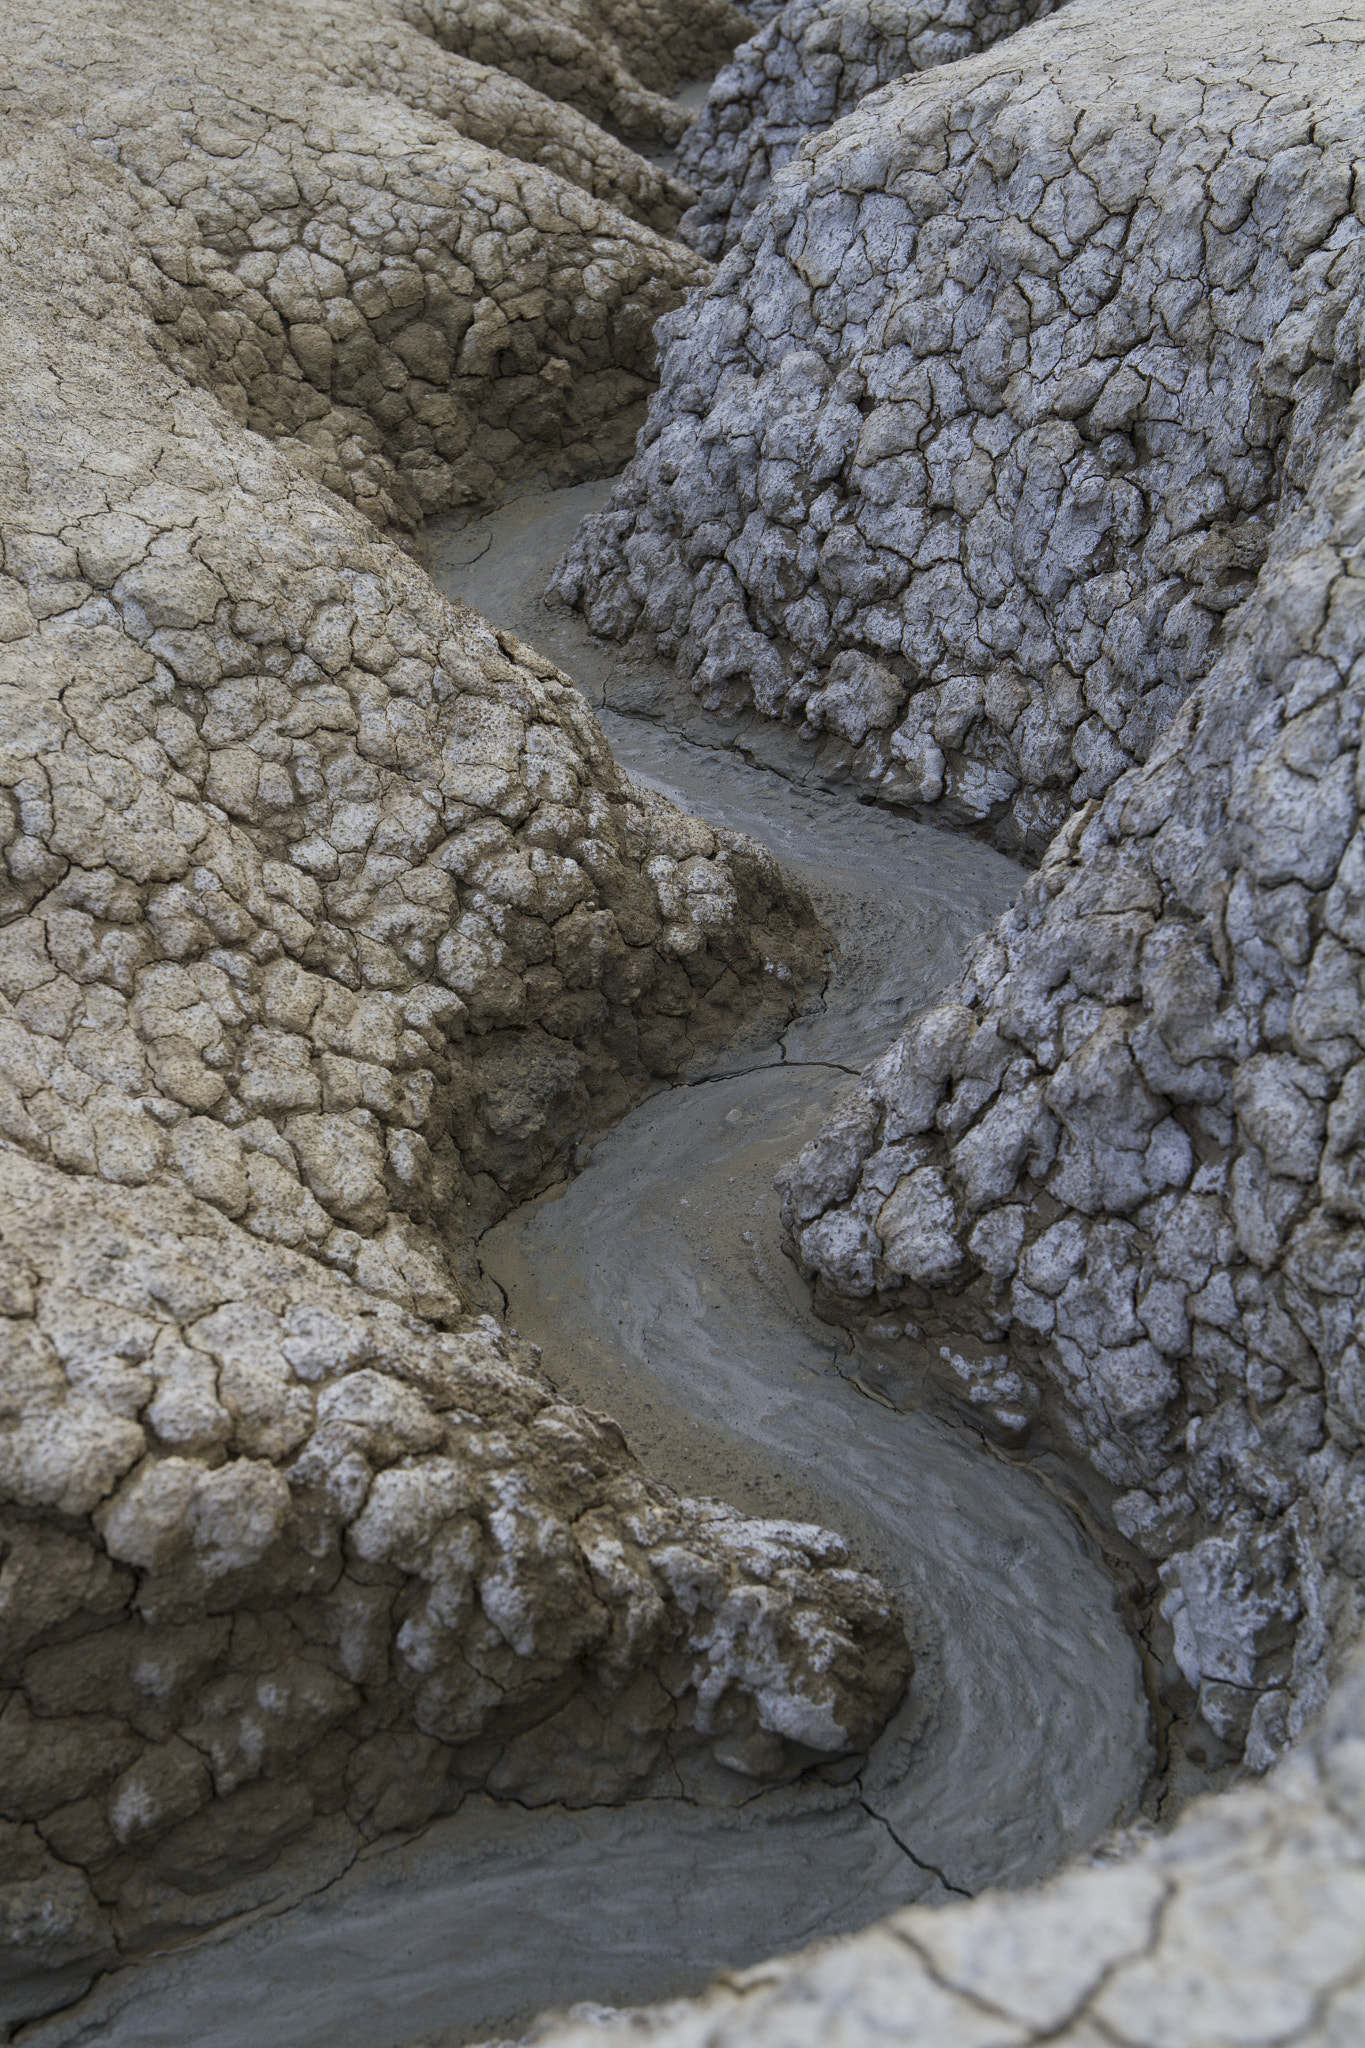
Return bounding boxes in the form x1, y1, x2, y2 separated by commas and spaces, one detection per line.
24, 478, 1153, 2048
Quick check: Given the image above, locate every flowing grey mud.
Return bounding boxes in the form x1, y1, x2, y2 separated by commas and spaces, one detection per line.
467, 481, 1153, 1892
26, 480, 1151, 2048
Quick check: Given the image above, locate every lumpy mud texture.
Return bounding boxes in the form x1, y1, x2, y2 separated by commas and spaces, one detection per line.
0, 283, 825, 1316
676, 0, 1064, 259
555, 0, 1365, 854
0, 1156, 906, 2006
6, 0, 731, 539
781, 339, 1365, 1786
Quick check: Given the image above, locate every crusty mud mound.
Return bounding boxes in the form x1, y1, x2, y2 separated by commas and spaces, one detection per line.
13, 0, 732, 538
782, 378, 1365, 1782
676, 0, 1063, 258
395, 0, 754, 147
556, 0, 1365, 854
0, 109, 824, 1318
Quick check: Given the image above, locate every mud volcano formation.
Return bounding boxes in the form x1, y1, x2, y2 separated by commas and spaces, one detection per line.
3, 0, 1365, 2044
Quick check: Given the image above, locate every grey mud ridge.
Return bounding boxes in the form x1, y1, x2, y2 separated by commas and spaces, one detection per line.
23, 483, 1151, 2048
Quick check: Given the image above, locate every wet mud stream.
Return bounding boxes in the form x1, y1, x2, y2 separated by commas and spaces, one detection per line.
458, 482, 1154, 1893
29, 484, 1152, 2048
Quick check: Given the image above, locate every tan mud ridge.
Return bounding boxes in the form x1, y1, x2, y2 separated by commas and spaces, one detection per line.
24, 484, 1150, 2048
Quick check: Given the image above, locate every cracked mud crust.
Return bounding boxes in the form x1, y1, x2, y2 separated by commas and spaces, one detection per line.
675, 0, 1065, 259
555, 0, 1365, 854
7, 0, 1365, 2042
781, 362, 1365, 1793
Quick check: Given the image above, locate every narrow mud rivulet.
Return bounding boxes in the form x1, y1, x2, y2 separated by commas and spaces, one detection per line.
448, 488, 1155, 1902
449, 478, 1155, 1890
